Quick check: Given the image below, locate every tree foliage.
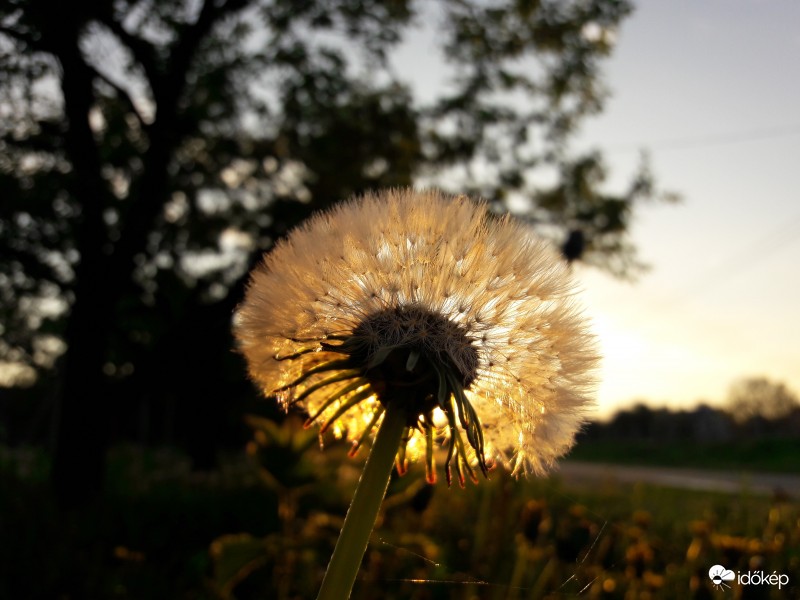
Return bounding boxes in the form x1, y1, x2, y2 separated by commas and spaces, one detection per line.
0, 0, 670, 503
726, 377, 800, 423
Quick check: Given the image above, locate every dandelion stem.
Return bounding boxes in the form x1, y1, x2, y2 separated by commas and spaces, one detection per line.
316, 401, 407, 600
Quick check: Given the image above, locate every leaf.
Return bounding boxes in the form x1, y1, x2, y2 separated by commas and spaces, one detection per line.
209, 533, 275, 599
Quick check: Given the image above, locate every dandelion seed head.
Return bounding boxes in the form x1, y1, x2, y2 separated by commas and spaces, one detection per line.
235, 188, 599, 478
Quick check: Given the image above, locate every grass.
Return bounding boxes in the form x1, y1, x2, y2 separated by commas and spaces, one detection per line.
567, 437, 800, 474
1, 439, 798, 599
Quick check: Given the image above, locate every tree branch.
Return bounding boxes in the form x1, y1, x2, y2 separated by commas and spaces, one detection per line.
160, 0, 252, 105
107, 0, 255, 293
3, 246, 66, 286
95, 12, 161, 93
0, 24, 42, 50
85, 63, 149, 131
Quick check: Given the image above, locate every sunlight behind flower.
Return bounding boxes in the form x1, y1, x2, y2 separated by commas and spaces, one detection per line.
236, 188, 599, 480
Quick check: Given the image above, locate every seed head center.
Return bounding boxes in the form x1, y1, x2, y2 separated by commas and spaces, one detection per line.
346, 306, 479, 420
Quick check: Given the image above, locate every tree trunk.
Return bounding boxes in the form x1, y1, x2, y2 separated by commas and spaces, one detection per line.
49, 24, 112, 508
48, 0, 237, 506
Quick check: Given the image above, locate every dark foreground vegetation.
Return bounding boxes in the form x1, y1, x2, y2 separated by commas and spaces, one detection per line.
2, 419, 798, 600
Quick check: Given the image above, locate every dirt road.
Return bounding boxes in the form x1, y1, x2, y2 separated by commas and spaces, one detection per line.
556, 461, 800, 497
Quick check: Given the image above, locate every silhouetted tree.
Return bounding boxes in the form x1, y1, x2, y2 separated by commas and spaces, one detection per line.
607, 402, 654, 440
0, 0, 670, 506
726, 377, 799, 423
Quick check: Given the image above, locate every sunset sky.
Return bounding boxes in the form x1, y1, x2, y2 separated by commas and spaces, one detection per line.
556, 0, 800, 416
4, 2, 798, 420
397, 0, 800, 417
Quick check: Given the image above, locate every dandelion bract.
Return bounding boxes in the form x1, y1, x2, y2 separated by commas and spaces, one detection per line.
236, 188, 598, 482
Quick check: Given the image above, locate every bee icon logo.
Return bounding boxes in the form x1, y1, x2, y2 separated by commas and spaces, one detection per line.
708, 565, 735, 590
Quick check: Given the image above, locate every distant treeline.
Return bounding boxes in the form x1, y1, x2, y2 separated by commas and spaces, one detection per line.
579, 403, 800, 444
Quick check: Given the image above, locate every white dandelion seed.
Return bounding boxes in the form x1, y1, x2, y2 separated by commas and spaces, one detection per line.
235, 188, 599, 484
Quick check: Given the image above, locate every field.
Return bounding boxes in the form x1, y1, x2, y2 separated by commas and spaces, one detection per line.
568, 438, 800, 474
1, 432, 798, 599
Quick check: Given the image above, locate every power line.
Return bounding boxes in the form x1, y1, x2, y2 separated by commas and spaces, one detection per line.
685, 211, 800, 295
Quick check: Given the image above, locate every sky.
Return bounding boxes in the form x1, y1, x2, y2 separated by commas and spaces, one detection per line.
3, 1, 798, 418
563, 0, 800, 417
396, 0, 800, 417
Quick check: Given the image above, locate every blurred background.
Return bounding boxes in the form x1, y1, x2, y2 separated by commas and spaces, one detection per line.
1, 0, 798, 598
570, 0, 800, 417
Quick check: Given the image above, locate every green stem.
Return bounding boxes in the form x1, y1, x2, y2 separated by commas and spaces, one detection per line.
316, 401, 407, 600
